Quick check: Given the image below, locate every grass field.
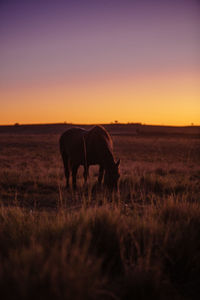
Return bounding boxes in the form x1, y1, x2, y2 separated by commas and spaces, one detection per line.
0, 124, 200, 299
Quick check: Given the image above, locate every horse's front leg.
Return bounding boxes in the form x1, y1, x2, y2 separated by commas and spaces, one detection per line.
98, 165, 104, 184
83, 165, 89, 183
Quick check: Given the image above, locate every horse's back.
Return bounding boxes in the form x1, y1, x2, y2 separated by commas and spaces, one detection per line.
60, 125, 113, 166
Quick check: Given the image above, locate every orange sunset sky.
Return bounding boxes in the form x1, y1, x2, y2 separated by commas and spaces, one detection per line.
0, 0, 199, 126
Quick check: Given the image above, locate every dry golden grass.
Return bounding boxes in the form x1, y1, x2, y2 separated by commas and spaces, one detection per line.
0, 132, 199, 208
0, 125, 200, 299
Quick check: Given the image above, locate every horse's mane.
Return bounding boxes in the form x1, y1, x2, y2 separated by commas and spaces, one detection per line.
88, 125, 113, 146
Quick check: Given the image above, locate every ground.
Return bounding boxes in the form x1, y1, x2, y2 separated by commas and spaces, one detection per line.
0, 124, 200, 299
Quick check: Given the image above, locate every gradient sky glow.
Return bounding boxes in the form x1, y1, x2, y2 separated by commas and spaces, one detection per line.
0, 0, 199, 125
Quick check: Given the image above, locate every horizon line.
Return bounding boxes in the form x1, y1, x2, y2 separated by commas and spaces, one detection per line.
0, 122, 199, 128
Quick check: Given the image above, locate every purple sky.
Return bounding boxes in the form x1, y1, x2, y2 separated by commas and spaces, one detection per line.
0, 0, 199, 125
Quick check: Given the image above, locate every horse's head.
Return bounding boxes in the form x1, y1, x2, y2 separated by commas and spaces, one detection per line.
104, 159, 120, 191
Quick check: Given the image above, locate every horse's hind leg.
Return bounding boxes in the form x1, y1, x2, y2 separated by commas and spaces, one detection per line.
61, 152, 70, 188
83, 165, 89, 183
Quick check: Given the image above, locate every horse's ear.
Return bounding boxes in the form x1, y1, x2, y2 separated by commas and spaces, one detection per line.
116, 159, 120, 167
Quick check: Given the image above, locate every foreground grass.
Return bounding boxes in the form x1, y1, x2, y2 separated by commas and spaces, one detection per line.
0, 198, 200, 300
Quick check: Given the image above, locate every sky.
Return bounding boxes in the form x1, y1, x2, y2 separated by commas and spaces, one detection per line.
0, 0, 199, 125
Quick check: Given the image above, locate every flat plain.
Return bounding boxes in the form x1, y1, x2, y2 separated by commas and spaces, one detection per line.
0, 124, 200, 299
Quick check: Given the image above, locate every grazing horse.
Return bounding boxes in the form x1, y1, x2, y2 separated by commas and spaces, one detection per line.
59, 125, 120, 190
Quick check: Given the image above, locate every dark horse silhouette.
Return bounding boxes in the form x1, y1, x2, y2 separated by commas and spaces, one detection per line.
59, 125, 120, 190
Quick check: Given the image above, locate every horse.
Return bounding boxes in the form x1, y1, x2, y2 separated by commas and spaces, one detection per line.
59, 125, 120, 190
